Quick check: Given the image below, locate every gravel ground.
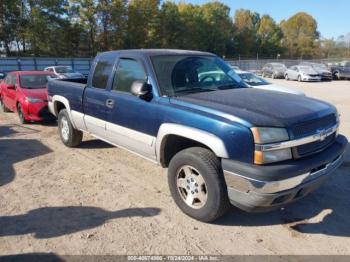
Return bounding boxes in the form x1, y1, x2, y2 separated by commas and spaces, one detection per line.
0, 79, 349, 256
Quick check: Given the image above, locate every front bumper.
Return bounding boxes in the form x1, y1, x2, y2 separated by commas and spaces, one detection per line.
24, 102, 56, 121
222, 135, 347, 212
302, 76, 321, 81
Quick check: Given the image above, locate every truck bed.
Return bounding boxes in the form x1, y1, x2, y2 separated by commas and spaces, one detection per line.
48, 78, 87, 113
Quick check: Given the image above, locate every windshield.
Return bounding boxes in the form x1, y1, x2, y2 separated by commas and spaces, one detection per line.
298, 66, 315, 73
239, 73, 270, 86
55, 66, 75, 73
20, 75, 49, 89
151, 55, 247, 96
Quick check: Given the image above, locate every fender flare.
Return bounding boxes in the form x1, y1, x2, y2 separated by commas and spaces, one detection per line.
156, 123, 229, 163
50, 95, 76, 128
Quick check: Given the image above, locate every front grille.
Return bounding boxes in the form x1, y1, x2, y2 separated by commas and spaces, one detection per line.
291, 114, 337, 158
309, 74, 319, 77
294, 133, 335, 157
291, 114, 336, 139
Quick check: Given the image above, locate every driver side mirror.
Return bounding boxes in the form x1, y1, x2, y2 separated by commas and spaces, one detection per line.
7, 85, 15, 90
131, 80, 152, 100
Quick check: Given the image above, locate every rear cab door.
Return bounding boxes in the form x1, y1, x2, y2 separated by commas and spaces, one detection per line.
83, 53, 118, 138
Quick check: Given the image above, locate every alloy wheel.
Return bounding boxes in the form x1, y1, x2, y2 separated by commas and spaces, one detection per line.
176, 165, 208, 209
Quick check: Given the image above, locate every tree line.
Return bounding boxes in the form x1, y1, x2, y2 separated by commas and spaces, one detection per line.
0, 0, 349, 59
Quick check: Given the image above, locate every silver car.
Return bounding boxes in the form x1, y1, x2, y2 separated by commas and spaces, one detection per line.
237, 70, 305, 96
300, 62, 332, 81
44, 66, 85, 79
284, 65, 321, 82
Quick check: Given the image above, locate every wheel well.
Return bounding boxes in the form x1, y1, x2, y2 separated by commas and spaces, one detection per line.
160, 135, 214, 168
54, 101, 66, 115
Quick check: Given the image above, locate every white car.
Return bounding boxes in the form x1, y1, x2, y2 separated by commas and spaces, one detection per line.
284, 65, 321, 82
236, 70, 305, 96
44, 66, 85, 79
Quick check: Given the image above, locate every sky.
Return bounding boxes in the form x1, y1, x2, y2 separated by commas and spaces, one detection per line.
175, 0, 350, 39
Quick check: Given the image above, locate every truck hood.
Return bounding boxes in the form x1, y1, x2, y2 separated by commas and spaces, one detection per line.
20, 88, 48, 100
170, 88, 336, 127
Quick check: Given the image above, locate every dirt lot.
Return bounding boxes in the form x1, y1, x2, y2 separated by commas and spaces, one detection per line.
0, 79, 350, 256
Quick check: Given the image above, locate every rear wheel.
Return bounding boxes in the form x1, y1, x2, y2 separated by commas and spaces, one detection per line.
168, 147, 230, 222
0, 97, 9, 112
58, 109, 83, 147
17, 104, 27, 124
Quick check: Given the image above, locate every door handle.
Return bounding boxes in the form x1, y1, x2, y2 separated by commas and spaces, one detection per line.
105, 99, 114, 109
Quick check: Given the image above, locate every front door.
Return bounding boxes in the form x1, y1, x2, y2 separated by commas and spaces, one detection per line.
105, 57, 158, 160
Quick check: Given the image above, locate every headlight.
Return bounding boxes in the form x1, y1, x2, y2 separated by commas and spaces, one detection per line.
26, 97, 44, 103
254, 148, 292, 164
251, 127, 291, 164
251, 127, 289, 144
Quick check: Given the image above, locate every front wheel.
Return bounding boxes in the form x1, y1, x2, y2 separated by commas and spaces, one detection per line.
58, 109, 83, 147
17, 104, 27, 124
168, 147, 230, 222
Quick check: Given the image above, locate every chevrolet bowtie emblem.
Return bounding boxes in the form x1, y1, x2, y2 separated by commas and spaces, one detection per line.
315, 128, 332, 141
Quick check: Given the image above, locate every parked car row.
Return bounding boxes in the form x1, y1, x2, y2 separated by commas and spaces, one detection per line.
261, 61, 350, 82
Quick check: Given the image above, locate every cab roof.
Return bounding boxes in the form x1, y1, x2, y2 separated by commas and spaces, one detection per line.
97, 49, 216, 58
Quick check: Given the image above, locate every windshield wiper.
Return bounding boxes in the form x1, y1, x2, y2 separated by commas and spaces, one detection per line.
217, 83, 242, 90
175, 87, 216, 95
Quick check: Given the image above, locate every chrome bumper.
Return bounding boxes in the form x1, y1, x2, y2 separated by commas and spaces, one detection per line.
224, 154, 343, 195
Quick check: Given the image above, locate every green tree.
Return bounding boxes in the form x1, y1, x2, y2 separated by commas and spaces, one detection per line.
256, 15, 284, 57
233, 9, 260, 57
280, 12, 319, 58
0, 0, 21, 55
200, 2, 233, 56
126, 0, 160, 48
158, 1, 184, 49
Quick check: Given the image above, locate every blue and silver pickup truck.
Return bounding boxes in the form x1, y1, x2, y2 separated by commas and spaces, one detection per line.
48, 49, 347, 222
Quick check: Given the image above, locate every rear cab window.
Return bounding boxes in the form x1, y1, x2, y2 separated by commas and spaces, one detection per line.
91, 55, 117, 89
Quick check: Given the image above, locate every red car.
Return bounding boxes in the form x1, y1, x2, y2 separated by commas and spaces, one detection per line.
0, 71, 55, 123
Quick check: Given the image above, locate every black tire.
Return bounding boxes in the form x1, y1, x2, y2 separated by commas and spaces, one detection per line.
17, 103, 27, 124
58, 109, 83, 147
298, 75, 302, 82
285, 74, 289, 80
0, 97, 9, 112
168, 147, 230, 222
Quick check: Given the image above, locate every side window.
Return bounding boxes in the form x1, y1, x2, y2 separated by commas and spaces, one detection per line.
92, 55, 116, 89
112, 58, 147, 93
